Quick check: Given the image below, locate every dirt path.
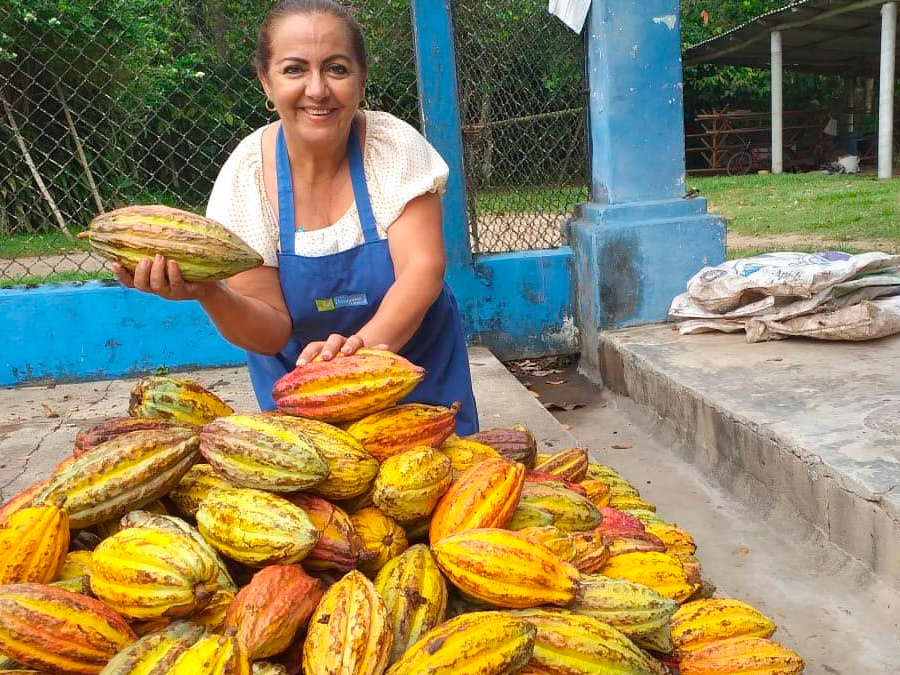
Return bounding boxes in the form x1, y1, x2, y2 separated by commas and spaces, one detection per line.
727, 232, 900, 253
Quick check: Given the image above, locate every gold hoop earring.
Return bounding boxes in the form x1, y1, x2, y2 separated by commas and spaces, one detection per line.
265, 98, 276, 113
360, 97, 369, 109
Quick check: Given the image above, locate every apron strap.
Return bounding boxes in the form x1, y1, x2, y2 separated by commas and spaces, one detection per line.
275, 121, 380, 250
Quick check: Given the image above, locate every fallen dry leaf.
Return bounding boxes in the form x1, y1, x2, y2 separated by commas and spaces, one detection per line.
546, 379, 567, 386
733, 546, 750, 556
42, 403, 59, 419
611, 443, 633, 450
562, 423, 572, 430
544, 401, 584, 411
530, 391, 541, 398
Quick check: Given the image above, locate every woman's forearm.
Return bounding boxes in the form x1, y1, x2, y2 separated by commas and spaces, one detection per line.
199, 282, 292, 354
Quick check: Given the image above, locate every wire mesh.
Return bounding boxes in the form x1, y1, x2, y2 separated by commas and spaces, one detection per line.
452, 0, 589, 254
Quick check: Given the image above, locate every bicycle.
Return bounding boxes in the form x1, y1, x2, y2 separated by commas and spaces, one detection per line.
726, 139, 762, 176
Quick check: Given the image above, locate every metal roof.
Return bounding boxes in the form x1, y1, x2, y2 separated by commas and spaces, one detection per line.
683, 0, 898, 77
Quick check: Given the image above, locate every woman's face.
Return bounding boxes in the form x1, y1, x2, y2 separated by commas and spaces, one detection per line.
260, 12, 365, 149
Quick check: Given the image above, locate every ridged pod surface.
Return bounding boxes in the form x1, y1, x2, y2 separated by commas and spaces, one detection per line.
570, 575, 679, 653
93, 500, 168, 540
432, 528, 580, 609
0, 504, 69, 584
523, 472, 587, 496
350, 507, 408, 577
671, 598, 777, 653
166, 634, 250, 675
197, 488, 319, 567
606, 534, 668, 559
465, 425, 537, 468
97, 620, 207, 675
596, 508, 647, 538
199, 413, 329, 491
609, 495, 658, 513
532, 448, 589, 482
129, 376, 234, 426
504, 609, 667, 675
645, 523, 698, 559
91, 526, 219, 620
272, 349, 425, 422
74, 417, 182, 457
373, 447, 452, 521
288, 494, 368, 573
252, 663, 288, 675
585, 463, 640, 497
168, 464, 235, 519
373, 544, 448, 664
437, 436, 500, 478
508, 483, 602, 532
0, 583, 136, 674
517, 526, 577, 562
223, 565, 322, 659
79, 205, 263, 282
191, 589, 234, 630
272, 416, 378, 500
678, 637, 804, 675
348, 403, 460, 462
430, 458, 525, 542
625, 509, 669, 527
52, 574, 93, 595
0, 480, 51, 522
385, 611, 535, 675
31, 427, 200, 529
578, 480, 611, 508
119, 510, 236, 592
600, 552, 698, 603
567, 530, 610, 574
302, 570, 392, 675
57, 550, 93, 581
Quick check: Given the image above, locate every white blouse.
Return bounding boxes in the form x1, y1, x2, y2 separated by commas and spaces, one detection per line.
206, 110, 449, 265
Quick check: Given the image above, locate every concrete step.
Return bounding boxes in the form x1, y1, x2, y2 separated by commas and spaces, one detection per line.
593, 323, 900, 592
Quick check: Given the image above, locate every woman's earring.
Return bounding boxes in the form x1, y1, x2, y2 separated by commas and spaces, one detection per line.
359, 97, 369, 109
265, 98, 277, 113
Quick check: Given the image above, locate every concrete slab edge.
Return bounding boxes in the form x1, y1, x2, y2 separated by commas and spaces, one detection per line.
596, 334, 900, 592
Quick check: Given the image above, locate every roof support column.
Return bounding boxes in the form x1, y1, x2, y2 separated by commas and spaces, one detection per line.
771, 30, 783, 175
879, 1, 896, 179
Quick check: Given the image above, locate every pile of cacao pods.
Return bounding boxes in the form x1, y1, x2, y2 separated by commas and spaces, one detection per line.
0, 348, 804, 675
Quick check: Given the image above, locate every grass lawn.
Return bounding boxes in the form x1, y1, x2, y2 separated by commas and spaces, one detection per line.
0, 269, 113, 289
0, 231, 89, 259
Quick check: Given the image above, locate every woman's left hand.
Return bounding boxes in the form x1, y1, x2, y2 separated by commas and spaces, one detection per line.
296, 334, 389, 367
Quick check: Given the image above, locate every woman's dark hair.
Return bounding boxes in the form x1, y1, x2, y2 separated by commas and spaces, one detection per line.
252, 0, 367, 75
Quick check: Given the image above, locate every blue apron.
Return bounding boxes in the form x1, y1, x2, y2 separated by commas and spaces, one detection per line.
246, 122, 478, 435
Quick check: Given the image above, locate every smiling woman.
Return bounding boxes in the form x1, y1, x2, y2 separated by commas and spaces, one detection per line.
108, 0, 479, 434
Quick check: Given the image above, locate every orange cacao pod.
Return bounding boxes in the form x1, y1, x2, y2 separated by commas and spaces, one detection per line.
579, 479, 611, 507
348, 403, 460, 462
533, 447, 589, 482
568, 529, 611, 573
350, 507, 408, 577
0, 503, 69, 584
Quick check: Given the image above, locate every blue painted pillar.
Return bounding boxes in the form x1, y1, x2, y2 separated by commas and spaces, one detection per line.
566, 0, 725, 369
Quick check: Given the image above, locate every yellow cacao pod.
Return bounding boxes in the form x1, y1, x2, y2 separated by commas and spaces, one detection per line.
517, 526, 578, 562
166, 633, 250, 675
272, 349, 424, 423
586, 463, 640, 497
252, 663, 288, 675
90, 526, 219, 620
600, 552, 698, 602
0, 503, 69, 584
508, 483, 602, 532
128, 376, 234, 426
671, 598, 777, 653
645, 523, 698, 559
303, 570, 392, 675
385, 611, 536, 675
57, 550, 93, 581
532, 447, 589, 482
678, 637, 804, 675
199, 413, 329, 491
373, 447, 452, 521
432, 528, 580, 609
98, 620, 207, 675
430, 457, 525, 543
191, 589, 235, 631
347, 403, 460, 462
505, 608, 668, 675
609, 495, 658, 512
168, 463, 235, 519
350, 507, 408, 577
579, 479, 611, 508
0, 583, 136, 674
374, 544, 448, 664
80, 204, 263, 282
437, 435, 500, 478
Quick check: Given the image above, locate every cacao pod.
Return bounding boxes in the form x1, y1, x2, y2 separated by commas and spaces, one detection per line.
302, 570, 392, 675
271, 349, 424, 422
79, 204, 263, 282
625, 509, 669, 527
645, 523, 698, 559
579, 479, 611, 508
0, 583, 136, 674
437, 435, 500, 478
586, 463, 640, 497
129, 376, 234, 426
223, 565, 322, 660
0, 480, 51, 522
372, 447, 451, 521
253, 663, 288, 675
671, 598, 777, 653
31, 427, 200, 529
373, 544, 448, 664
524, 471, 587, 496
429, 457, 524, 543
600, 552, 698, 602
75, 417, 181, 457
532, 447, 589, 482
505, 608, 668, 675
197, 488, 319, 567
517, 526, 577, 562
90, 526, 219, 620
350, 507, 408, 577
348, 403, 459, 462
567, 529, 610, 573
199, 413, 329, 492
191, 589, 234, 630
0, 503, 69, 584
287, 494, 370, 573
385, 611, 535, 675
57, 550, 93, 581
432, 528, 580, 609
508, 483, 602, 532
609, 495, 658, 513
92, 500, 168, 540
165, 633, 250, 675
678, 637, 804, 675
98, 620, 207, 675
51, 574, 93, 596
606, 533, 668, 558
596, 507, 647, 538
168, 463, 235, 519
465, 424, 537, 468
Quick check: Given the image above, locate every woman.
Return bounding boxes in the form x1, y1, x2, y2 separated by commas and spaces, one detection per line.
113, 0, 478, 433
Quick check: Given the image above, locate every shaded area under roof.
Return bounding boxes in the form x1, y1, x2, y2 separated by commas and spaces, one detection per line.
684, 0, 898, 77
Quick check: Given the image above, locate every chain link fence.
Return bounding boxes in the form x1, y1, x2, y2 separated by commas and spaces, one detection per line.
0, 0, 586, 285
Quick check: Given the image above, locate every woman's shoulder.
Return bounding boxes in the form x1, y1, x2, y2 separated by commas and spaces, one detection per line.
221, 124, 269, 169
363, 110, 433, 154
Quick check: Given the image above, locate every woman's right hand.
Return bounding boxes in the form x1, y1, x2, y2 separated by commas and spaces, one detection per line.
113, 254, 217, 302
